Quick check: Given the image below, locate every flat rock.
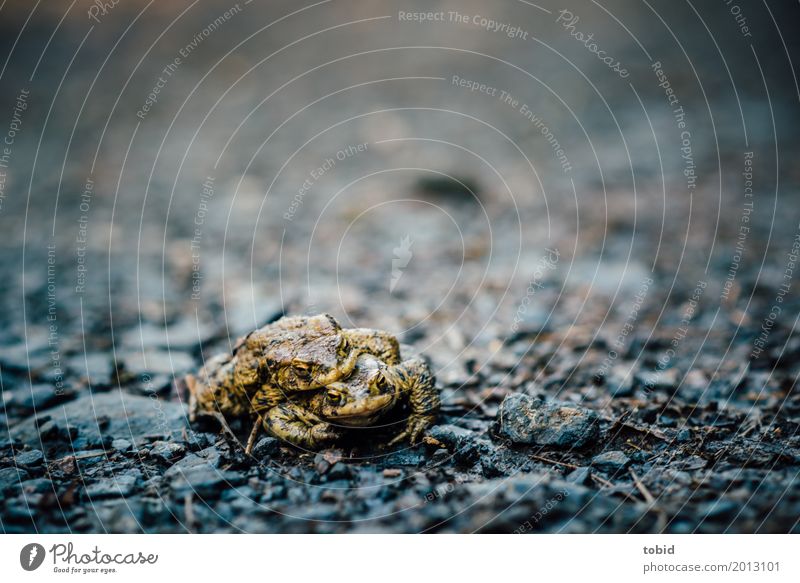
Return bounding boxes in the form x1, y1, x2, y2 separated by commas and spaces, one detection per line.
0, 467, 29, 493
9, 390, 188, 451
4, 384, 65, 413
120, 320, 218, 350
149, 441, 185, 463
635, 368, 679, 394
496, 394, 599, 448
591, 450, 631, 474
427, 424, 476, 449
381, 446, 426, 467
169, 465, 245, 498
14, 449, 44, 467
85, 472, 140, 499
120, 349, 195, 377
111, 438, 133, 452
66, 352, 115, 387
566, 466, 593, 486
165, 446, 222, 478
251, 437, 279, 459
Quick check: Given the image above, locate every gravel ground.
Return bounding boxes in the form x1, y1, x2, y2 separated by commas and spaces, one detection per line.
1, 0, 799, 533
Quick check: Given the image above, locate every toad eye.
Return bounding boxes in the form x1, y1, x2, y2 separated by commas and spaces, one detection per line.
326, 390, 342, 403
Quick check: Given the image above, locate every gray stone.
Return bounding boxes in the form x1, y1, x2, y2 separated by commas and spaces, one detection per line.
635, 368, 679, 394
591, 450, 631, 474
165, 447, 221, 479
496, 394, 599, 448
183, 430, 215, 451
428, 448, 451, 467
112, 438, 133, 452
66, 352, 114, 386
251, 437, 279, 459
170, 465, 245, 498
73, 450, 109, 466
566, 466, 593, 486
149, 441, 185, 463
382, 447, 426, 466
120, 349, 195, 377
0, 467, 30, 492
568, 260, 650, 296
326, 462, 352, 481
85, 472, 140, 499
11, 390, 188, 449
7, 384, 62, 412
0, 344, 51, 372
14, 449, 44, 467
22, 478, 55, 494
428, 424, 475, 449
121, 320, 217, 350
603, 363, 636, 397
37, 418, 78, 443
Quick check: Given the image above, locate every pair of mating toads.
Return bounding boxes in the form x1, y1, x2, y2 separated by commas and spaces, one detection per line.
185, 314, 440, 449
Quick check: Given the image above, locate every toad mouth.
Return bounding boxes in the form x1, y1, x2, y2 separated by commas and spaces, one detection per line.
330, 394, 393, 421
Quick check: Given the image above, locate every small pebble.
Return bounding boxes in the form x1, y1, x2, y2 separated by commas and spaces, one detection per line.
15, 449, 44, 467
591, 451, 631, 474
251, 436, 279, 459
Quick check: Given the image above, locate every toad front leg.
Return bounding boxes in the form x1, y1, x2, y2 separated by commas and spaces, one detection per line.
262, 402, 341, 449
385, 356, 439, 445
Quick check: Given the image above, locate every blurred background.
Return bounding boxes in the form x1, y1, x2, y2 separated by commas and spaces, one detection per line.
1, 0, 799, 533
0, 0, 798, 361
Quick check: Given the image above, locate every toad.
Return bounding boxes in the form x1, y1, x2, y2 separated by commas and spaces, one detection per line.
264, 353, 439, 448
185, 314, 439, 449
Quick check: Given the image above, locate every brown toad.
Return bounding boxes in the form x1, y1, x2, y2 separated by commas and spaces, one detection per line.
185, 314, 439, 448
263, 353, 438, 448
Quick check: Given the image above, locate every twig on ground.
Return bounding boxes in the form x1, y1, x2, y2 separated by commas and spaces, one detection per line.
530, 453, 579, 470
629, 468, 655, 504
197, 410, 246, 451
591, 474, 643, 504
630, 468, 669, 532
245, 417, 262, 455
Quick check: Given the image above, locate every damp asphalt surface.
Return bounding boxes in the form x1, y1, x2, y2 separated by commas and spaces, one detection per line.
1, 0, 800, 533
